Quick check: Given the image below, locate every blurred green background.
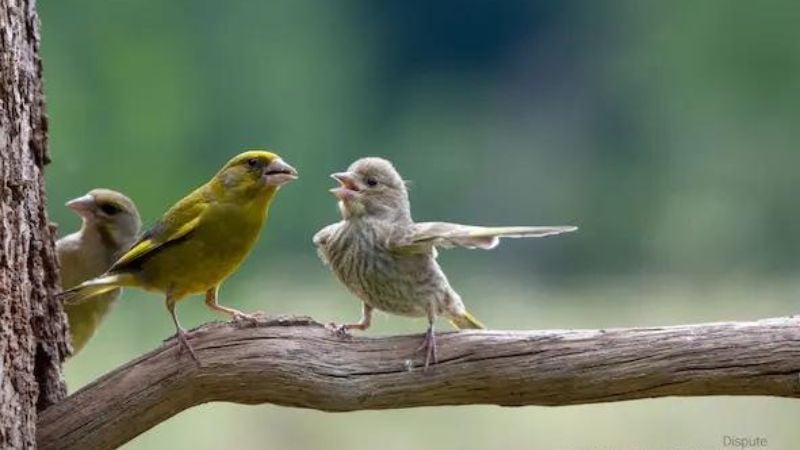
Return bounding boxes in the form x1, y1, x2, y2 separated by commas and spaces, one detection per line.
40, 1, 800, 449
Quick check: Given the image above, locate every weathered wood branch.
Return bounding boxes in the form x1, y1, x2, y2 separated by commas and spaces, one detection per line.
38, 315, 800, 450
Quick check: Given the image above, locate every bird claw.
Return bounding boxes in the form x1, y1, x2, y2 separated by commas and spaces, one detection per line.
172, 329, 201, 366
326, 322, 352, 339
415, 327, 438, 371
232, 311, 261, 325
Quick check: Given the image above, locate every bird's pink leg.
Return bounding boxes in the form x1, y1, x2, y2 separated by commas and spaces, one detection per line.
415, 309, 438, 370
166, 293, 200, 365
330, 303, 373, 337
204, 287, 259, 323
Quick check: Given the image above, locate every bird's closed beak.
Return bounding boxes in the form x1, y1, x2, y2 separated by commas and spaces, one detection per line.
66, 194, 95, 219
263, 158, 298, 187
330, 172, 361, 200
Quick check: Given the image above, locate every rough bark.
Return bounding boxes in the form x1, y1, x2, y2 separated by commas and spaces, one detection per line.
37, 315, 800, 450
0, 0, 68, 448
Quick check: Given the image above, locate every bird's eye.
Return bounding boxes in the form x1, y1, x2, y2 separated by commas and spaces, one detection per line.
366, 177, 378, 187
247, 158, 260, 168
99, 203, 121, 215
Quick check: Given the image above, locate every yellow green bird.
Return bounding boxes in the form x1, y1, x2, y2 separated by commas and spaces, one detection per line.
60, 151, 298, 361
57, 189, 142, 356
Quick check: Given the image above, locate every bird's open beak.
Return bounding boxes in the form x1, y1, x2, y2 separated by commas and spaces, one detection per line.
66, 194, 95, 219
263, 158, 298, 187
330, 172, 361, 200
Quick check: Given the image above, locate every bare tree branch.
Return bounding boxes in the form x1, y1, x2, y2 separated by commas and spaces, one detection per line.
37, 316, 800, 450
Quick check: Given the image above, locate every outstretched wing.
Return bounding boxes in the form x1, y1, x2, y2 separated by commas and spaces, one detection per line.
394, 222, 577, 252
109, 191, 208, 273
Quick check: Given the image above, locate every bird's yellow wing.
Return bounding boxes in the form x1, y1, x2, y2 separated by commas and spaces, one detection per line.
394, 222, 577, 252
109, 190, 208, 273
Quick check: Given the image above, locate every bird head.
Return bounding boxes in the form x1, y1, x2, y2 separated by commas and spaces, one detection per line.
330, 157, 411, 221
66, 189, 142, 249
214, 150, 298, 200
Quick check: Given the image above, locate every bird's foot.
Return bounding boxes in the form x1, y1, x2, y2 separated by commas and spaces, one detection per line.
326, 322, 352, 339
232, 310, 261, 326
415, 327, 438, 371
174, 328, 201, 366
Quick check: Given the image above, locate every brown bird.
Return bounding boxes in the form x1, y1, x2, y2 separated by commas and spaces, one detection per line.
57, 189, 142, 355
314, 157, 577, 369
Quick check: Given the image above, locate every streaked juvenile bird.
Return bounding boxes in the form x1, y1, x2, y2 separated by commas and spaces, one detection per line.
60, 151, 298, 362
57, 189, 141, 356
314, 157, 576, 369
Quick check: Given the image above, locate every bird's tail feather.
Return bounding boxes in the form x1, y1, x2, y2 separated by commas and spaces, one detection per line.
58, 273, 134, 305
449, 310, 486, 329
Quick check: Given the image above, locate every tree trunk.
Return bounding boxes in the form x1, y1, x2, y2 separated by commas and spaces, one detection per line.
0, 0, 68, 448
